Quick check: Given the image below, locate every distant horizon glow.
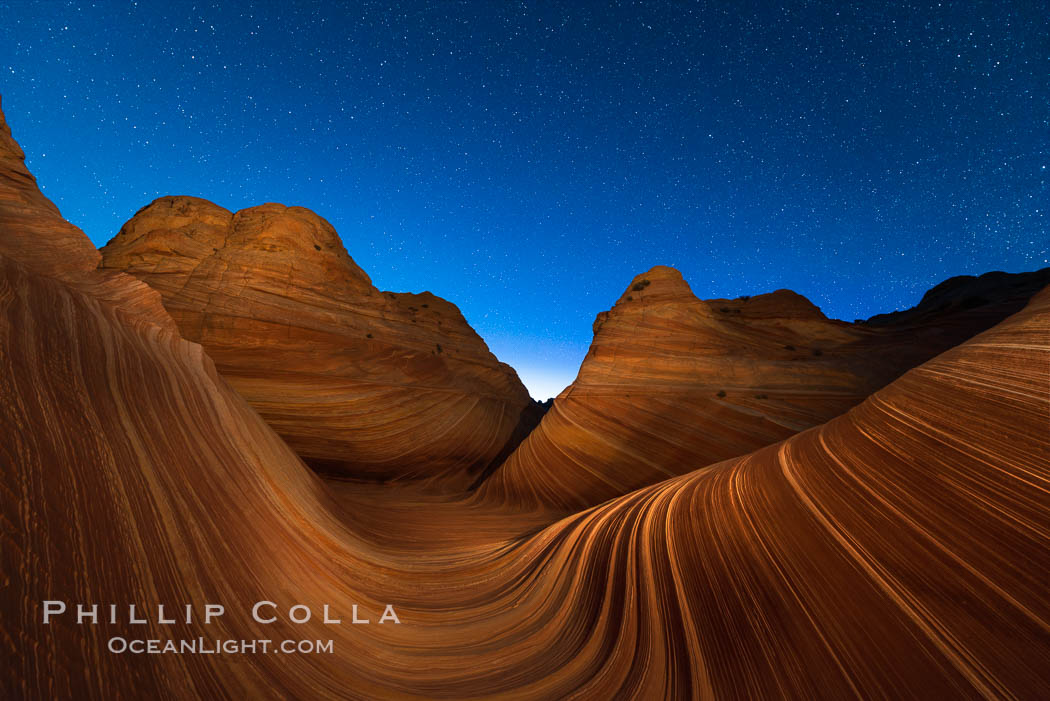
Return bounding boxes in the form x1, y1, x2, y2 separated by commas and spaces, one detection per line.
2, 1, 1046, 399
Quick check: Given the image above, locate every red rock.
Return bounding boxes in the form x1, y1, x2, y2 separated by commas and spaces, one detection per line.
99, 196, 534, 486
479, 264, 1050, 510
0, 95, 101, 278
4, 95, 1049, 699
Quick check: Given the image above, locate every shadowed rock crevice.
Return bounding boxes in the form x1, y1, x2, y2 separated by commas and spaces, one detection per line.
467, 397, 552, 490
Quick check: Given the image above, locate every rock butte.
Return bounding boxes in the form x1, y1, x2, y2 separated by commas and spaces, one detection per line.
99, 196, 536, 486
3, 95, 1049, 698
479, 263, 1050, 510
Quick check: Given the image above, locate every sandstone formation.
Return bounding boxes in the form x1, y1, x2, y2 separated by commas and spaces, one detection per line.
98, 197, 533, 485
0, 96, 176, 327
479, 264, 1050, 510
3, 97, 1049, 698
0, 95, 99, 277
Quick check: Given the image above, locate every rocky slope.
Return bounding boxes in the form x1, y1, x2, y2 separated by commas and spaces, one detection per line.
0, 96, 177, 327
0, 96, 99, 277
3, 96, 1048, 698
0, 94, 349, 698
479, 264, 1050, 510
98, 196, 533, 486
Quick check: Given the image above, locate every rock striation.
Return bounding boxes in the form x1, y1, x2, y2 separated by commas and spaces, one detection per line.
479, 264, 1050, 510
0, 95, 176, 328
3, 96, 1048, 699
0, 95, 100, 277
99, 197, 534, 486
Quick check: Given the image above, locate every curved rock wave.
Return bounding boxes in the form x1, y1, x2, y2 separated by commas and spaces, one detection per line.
2, 96, 1048, 698
98, 196, 533, 486
480, 264, 1050, 511
5, 247, 1048, 698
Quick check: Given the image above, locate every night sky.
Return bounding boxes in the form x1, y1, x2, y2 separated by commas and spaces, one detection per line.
2, 1, 1047, 398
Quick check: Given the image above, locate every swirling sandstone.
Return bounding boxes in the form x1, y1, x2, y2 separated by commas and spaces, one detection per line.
98, 197, 533, 485
0, 96, 176, 328
0, 95, 99, 277
3, 95, 1048, 699
480, 264, 1050, 510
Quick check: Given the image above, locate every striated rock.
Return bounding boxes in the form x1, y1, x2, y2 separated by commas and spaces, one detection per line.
99, 196, 533, 486
0, 96, 177, 331
0, 95, 101, 278
0, 249, 344, 698
479, 266, 864, 510
6, 222, 1050, 698
489, 284, 1050, 697
3, 95, 1050, 699
0, 94, 348, 697
479, 264, 1050, 510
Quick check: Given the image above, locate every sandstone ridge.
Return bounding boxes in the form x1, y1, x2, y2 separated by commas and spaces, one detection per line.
100, 195, 534, 485
480, 263, 1050, 510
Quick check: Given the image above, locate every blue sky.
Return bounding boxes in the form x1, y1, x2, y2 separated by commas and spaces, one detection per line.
2, 0, 1046, 398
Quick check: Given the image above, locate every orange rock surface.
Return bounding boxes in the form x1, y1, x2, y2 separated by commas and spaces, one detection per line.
98, 196, 534, 485
0, 96, 176, 327
480, 264, 1050, 510
0, 95, 100, 277
3, 96, 1049, 698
